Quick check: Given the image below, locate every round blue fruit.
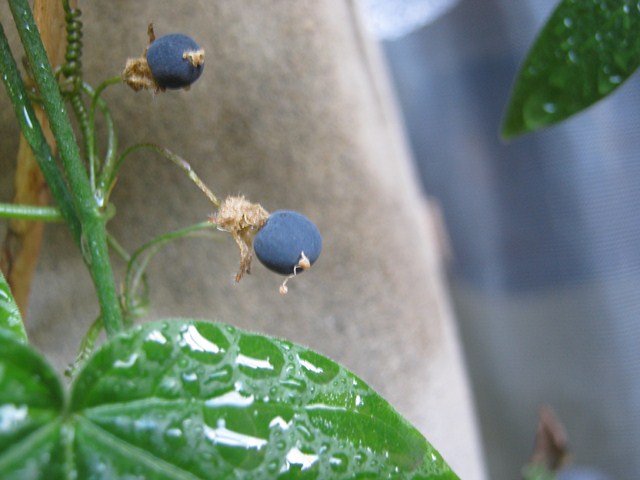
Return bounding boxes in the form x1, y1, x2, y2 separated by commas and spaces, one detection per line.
254, 210, 322, 275
146, 33, 204, 89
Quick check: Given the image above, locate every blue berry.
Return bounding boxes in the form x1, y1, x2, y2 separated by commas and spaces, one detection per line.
254, 210, 322, 275
146, 33, 204, 89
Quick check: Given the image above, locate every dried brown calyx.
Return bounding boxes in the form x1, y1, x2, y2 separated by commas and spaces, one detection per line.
210, 196, 269, 282
183, 49, 205, 67
122, 23, 159, 92
122, 57, 157, 92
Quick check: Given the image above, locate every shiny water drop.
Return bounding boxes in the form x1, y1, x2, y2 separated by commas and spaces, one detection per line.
295, 422, 315, 442
597, 66, 622, 95
281, 377, 307, 392
204, 419, 268, 449
236, 354, 275, 371
113, 353, 138, 369
179, 323, 228, 364
204, 418, 267, 470
164, 427, 186, 448
0, 404, 28, 432
22, 106, 34, 130
93, 189, 105, 208
143, 330, 173, 361
523, 93, 560, 130
297, 351, 339, 384
268, 416, 292, 430
266, 459, 280, 474
205, 390, 255, 408
146, 330, 167, 344
354, 450, 368, 466
157, 376, 181, 397
609, 74, 622, 84
182, 371, 198, 382
236, 335, 284, 378
329, 452, 349, 473
202, 365, 233, 386
180, 325, 221, 353
283, 447, 319, 472
180, 370, 200, 396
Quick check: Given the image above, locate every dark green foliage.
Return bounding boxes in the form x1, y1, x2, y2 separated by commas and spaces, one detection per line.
0, 320, 457, 479
0, 271, 27, 344
502, 0, 640, 139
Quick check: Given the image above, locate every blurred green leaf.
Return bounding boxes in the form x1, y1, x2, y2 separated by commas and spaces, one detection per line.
0, 271, 27, 343
0, 320, 458, 479
0, 331, 65, 479
502, 0, 640, 139
522, 464, 557, 480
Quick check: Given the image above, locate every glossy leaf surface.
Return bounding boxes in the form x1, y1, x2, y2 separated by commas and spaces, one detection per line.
0, 331, 65, 479
0, 320, 458, 479
502, 0, 640, 139
0, 270, 27, 343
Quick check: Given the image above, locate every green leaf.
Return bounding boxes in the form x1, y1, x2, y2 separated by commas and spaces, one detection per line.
0, 271, 28, 344
522, 464, 558, 480
69, 320, 457, 478
0, 331, 65, 479
502, 0, 640, 139
0, 320, 457, 478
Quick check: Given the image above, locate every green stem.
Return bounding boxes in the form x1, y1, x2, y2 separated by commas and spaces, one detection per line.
65, 316, 104, 378
107, 233, 132, 263
0, 22, 80, 241
90, 76, 122, 120
101, 143, 221, 208
124, 222, 220, 316
68, 93, 96, 188
0, 203, 63, 222
84, 82, 117, 203
8, 0, 123, 336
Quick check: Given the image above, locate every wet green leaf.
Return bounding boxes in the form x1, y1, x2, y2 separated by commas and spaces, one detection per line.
502, 0, 640, 139
0, 270, 27, 343
1, 319, 459, 479
69, 320, 458, 478
0, 331, 65, 479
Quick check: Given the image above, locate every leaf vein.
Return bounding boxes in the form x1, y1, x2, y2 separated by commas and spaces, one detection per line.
77, 417, 204, 480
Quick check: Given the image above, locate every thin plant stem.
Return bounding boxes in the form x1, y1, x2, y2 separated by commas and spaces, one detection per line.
65, 315, 103, 378
101, 143, 221, 208
90, 75, 122, 122
107, 233, 144, 328
0, 204, 63, 222
124, 222, 220, 316
107, 233, 132, 263
83, 82, 117, 201
8, 0, 123, 336
0, 22, 80, 242
68, 93, 97, 188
